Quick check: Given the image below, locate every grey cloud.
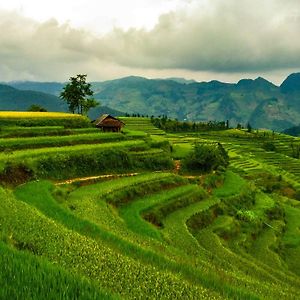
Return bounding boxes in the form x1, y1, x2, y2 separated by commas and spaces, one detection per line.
97, 0, 300, 72
0, 12, 99, 80
0, 0, 300, 81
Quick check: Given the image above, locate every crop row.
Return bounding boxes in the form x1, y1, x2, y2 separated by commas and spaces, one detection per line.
120, 185, 203, 240
14, 177, 267, 299
0, 187, 222, 299
0, 241, 114, 300
58, 172, 281, 298
0, 140, 147, 167
0, 112, 91, 128
0, 132, 130, 151
0, 126, 99, 138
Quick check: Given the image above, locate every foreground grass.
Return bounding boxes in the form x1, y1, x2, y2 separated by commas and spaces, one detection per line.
0, 241, 116, 300
2, 187, 222, 299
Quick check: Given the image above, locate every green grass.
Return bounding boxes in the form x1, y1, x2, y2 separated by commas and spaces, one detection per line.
120, 117, 166, 135
64, 173, 186, 235
120, 185, 200, 240
11, 178, 267, 299
2, 186, 221, 300
0, 140, 147, 172
0, 126, 99, 138
1, 124, 300, 299
171, 143, 193, 159
213, 170, 246, 197
0, 140, 146, 162
282, 203, 300, 276
0, 241, 116, 300
0, 132, 128, 151
163, 196, 220, 256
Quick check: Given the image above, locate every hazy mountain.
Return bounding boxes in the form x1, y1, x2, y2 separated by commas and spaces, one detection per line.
283, 125, 300, 137
0, 84, 66, 111
164, 77, 197, 84
8, 81, 65, 96
0, 83, 124, 118
3, 73, 300, 131
92, 74, 299, 131
280, 73, 300, 94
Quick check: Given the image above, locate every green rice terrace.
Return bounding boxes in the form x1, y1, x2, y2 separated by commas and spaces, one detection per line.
0, 112, 300, 299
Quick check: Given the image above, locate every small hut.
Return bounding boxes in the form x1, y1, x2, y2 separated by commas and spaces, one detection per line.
94, 114, 125, 132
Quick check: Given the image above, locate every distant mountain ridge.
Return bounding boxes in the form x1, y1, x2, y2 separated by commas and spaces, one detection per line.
2, 73, 300, 131
0, 83, 124, 119
0, 83, 66, 112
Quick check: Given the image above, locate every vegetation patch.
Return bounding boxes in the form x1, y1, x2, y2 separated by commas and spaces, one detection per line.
0, 111, 91, 128
182, 143, 229, 173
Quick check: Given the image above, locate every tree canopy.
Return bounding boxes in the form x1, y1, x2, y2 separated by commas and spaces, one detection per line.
27, 104, 47, 112
60, 74, 99, 115
182, 143, 229, 172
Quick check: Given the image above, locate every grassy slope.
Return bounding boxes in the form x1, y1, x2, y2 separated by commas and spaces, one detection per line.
0, 241, 116, 300
0, 117, 300, 299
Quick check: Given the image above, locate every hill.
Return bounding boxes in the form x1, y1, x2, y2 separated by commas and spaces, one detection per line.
0, 83, 125, 118
92, 75, 299, 131
4, 72, 300, 131
0, 115, 299, 299
283, 125, 300, 137
0, 84, 66, 112
7, 81, 65, 96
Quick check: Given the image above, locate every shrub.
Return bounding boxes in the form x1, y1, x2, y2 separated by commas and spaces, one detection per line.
27, 104, 47, 112
0, 163, 34, 186
262, 141, 276, 151
182, 143, 229, 173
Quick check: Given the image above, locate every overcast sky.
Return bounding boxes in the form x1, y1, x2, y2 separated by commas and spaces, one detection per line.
0, 0, 299, 84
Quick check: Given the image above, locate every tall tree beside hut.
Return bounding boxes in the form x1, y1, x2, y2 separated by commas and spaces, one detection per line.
60, 74, 99, 115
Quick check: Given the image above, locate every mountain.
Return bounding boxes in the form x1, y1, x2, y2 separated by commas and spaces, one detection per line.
3, 73, 300, 131
280, 73, 300, 94
0, 84, 66, 111
283, 125, 300, 137
8, 81, 65, 96
165, 77, 197, 84
92, 75, 299, 131
88, 106, 125, 120
0, 83, 125, 119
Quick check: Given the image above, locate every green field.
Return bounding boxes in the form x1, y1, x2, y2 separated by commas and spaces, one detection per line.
0, 114, 300, 299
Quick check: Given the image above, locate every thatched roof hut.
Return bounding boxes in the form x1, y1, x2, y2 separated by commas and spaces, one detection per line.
94, 114, 125, 132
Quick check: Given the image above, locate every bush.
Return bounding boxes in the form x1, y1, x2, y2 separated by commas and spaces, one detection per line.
35, 150, 133, 179
262, 141, 276, 151
182, 143, 229, 173
0, 163, 34, 186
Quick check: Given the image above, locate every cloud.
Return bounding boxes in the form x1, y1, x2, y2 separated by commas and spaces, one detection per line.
0, 0, 299, 82
99, 0, 300, 72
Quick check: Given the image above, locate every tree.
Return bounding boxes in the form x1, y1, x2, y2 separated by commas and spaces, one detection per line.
27, 104, 47, 112
247, 122, 252, 133
60, 74, 99, 115
182, 143, 229, 172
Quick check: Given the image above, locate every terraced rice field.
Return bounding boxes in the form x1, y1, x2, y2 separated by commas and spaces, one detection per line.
0, 116, 299, 299
120, 117, 166, 135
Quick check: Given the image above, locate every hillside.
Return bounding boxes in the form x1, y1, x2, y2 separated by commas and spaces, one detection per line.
6, 72, 300, 131
92, 75, 299, 131
0, 84, 66, 112
0, 83, 125, 119
283, 125, 300, 137
8, 81, 65, 96
0, 114, 300, 299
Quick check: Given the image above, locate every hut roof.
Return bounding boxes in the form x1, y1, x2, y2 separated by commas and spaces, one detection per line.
94, 114, 125, 127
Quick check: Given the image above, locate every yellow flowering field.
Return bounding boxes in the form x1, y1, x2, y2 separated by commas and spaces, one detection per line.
0, 111, 81, 119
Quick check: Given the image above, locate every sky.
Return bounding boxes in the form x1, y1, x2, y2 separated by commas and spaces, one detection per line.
0, 0, 299, 84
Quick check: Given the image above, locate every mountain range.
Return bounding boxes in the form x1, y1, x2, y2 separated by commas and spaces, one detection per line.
2, 73, 300, 131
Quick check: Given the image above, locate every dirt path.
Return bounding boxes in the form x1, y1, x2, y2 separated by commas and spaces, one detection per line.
55, 172, 139, 185
174, 160, 181, 173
